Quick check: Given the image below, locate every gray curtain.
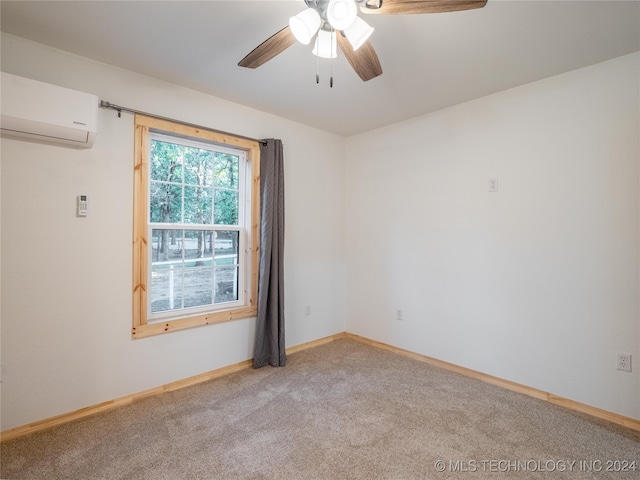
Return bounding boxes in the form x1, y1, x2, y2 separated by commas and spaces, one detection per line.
253, 139, 286, 368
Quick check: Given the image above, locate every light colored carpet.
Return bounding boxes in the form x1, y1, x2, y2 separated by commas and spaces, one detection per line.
1, 338, 639, 479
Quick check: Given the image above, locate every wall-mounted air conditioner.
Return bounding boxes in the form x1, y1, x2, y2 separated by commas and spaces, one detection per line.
1, 72, 98, 148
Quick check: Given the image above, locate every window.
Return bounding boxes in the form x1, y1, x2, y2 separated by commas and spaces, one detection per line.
133, 115, 259, 338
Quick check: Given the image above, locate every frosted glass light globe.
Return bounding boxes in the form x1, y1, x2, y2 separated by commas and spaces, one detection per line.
327, 0, 357, 31
289, 8, 322, 45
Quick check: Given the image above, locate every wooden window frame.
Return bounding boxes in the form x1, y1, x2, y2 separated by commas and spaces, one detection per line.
132, 114, 260, 339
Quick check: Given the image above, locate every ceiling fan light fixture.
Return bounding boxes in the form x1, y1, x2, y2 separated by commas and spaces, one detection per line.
326, 0, 358, 31
344, 16, 374, 51
312, 29, 337, 59
289, 8, 322, 45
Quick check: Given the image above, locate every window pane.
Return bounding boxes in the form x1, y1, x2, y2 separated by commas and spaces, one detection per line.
184, 147, 213, 186
150, 182, 182, 223
213, 231, 239, 303
214, 230, 239, 258
150, 228, 185, 313
151, 229, 184, 263
151, 267, 183, 313
214, 265, 238, 303
214, 189, 238, 225
184, 186, 212, 224
151, 140, 183, 182
214, 153, 239, 189
183, 266, 213, 308
183, 229, 213, 262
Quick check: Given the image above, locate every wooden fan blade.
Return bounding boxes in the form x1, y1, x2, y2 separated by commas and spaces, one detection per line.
337, 33, 383, 82
360, 0, 487, 15
238, 26, 296, 68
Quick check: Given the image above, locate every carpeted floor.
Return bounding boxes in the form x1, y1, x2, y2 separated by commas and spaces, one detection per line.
1, 338, 639, 479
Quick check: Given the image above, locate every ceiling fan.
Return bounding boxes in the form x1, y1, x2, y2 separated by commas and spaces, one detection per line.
238, 0, 488, 82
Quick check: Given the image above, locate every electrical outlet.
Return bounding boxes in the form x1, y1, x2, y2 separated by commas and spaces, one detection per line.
488, 177, 499, 192
396, 309, 403, 321
617, 353, 632, 372
304, 304, 311, 316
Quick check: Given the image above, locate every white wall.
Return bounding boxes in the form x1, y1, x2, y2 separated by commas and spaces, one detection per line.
0, 33, 346, 431
345, 53, 640, 419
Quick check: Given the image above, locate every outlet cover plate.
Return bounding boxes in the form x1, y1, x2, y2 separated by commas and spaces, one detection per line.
617, 353, 632, 372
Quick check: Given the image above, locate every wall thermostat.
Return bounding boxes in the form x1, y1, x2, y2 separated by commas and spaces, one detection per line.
77, 195, 88, 217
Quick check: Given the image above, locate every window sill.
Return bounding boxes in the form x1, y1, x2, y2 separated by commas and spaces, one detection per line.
132, 305, 258, 339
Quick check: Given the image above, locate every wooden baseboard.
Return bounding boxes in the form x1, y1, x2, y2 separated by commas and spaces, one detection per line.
2, 331, 638, 441
285, 331, 348, 355
344, 332, 640, 432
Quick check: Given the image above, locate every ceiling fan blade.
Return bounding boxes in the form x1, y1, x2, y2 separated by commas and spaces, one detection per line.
360, 0, 487, 15
336, 33, 383, 82
238, 26, 296, 69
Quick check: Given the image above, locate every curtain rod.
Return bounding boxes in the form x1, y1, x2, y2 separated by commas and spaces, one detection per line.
99, 101, 267, 145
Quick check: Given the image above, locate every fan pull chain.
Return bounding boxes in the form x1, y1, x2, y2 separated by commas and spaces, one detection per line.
329, 30, 338, 88
330, 55, 334, 88
313, 44, 334, 87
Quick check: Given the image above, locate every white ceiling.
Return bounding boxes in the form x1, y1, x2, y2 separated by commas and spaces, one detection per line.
1, 0, 639, 136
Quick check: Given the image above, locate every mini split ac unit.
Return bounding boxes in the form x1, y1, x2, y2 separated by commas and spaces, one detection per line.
1, 72, 99, 148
